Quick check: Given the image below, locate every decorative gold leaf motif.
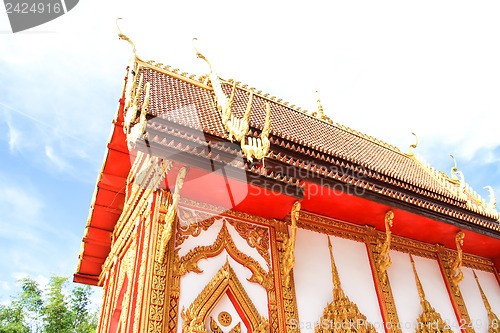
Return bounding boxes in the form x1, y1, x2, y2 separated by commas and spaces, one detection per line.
227, 218, 271, 267
176, 208, 217, 246
240, 103, 272, 162
210, 317, 223, 333
176, 222, 273, 290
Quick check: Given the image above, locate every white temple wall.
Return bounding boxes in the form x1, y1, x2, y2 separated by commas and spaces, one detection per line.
294, 228, 384, 332
388, 251, 458, 333
461, 267, 500, 333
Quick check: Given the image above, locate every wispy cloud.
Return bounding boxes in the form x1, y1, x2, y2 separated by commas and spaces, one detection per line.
45, 145, 71, 172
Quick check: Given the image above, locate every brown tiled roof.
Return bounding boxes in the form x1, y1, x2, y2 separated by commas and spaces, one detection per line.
131, 62, 499, 229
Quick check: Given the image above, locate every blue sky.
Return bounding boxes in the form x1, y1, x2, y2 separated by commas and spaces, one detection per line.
1, 0, 499, 309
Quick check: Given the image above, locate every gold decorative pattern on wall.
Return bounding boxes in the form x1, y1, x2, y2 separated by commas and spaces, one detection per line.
176, 221, 274, 290
227, 218, 271, 267
275, 217, 301, 333
316, 236, 376, 333
175, 207, 271, 266
409, 254, 453, 333
176, 208, 217, 246
365, 226, 401, 333
377, 210, 394, 285
180, 261, 269, 333
282, 201, 300, 288
449, 231, 465, 293
435, 244, 474, 333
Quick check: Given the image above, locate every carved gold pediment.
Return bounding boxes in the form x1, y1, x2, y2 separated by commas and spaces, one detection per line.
180, 261, 269, 333
175, 221, 274, 290
175, 208, 271, 267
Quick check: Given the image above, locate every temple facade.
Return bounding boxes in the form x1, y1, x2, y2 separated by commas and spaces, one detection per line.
74, 34, 500, 333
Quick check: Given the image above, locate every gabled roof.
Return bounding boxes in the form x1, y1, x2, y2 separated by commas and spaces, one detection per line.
74, 55, 500, 285
133, 60, 499, 229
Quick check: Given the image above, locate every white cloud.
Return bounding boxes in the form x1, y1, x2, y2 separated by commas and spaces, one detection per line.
6, 119, 21, 152
0, 184, 43, 222
45, 145, 71, 172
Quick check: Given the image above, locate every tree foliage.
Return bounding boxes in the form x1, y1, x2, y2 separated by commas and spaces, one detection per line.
0, 277, 98, 333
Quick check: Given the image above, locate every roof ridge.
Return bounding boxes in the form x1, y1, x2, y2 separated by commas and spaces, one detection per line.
412, 153, 499, 220
137, 59, 500, 221
219, 78, 403, 155
138, 58, 405, 156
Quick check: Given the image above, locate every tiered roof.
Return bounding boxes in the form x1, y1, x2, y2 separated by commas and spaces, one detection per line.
133, 60, 499, 230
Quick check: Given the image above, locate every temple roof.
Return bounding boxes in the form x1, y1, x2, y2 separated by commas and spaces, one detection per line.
134, 61, 499, 228
74, 55, 500, 285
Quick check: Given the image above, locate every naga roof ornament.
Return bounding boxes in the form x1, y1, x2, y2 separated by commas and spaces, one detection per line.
408, 132, 418, 157
193, 38, 271, 162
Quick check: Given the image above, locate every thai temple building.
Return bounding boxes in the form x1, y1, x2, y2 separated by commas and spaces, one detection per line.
74, 28, 500, 333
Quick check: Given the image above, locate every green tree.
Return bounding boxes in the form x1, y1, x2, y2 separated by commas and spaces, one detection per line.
43, 277, 73, 333
17, 278, 43, 332
0, 303, 29, 333
0, 276, 98, 333
70, 285, 98, 333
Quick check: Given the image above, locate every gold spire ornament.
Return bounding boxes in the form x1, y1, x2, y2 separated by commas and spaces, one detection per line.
473, 271, 500, 333
315, 91, 326, 120
410, 254, 453, 333
449, 231, 465, 294
315, 236, 376, 333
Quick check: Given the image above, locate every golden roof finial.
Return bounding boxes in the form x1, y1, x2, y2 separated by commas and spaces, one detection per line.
484, 186, 497, 213
473, 270, 500, 332
116, 18, 138, 58
450, 154, 460, 182
410, 254, 453, 332
473, 271, 492, 312
192, 38, 213, 72
327, 236, 341, 290
409, 254, 426, 302
408, 132, 418, 157
315, 90, 325, 120
316, 236, 377, 332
